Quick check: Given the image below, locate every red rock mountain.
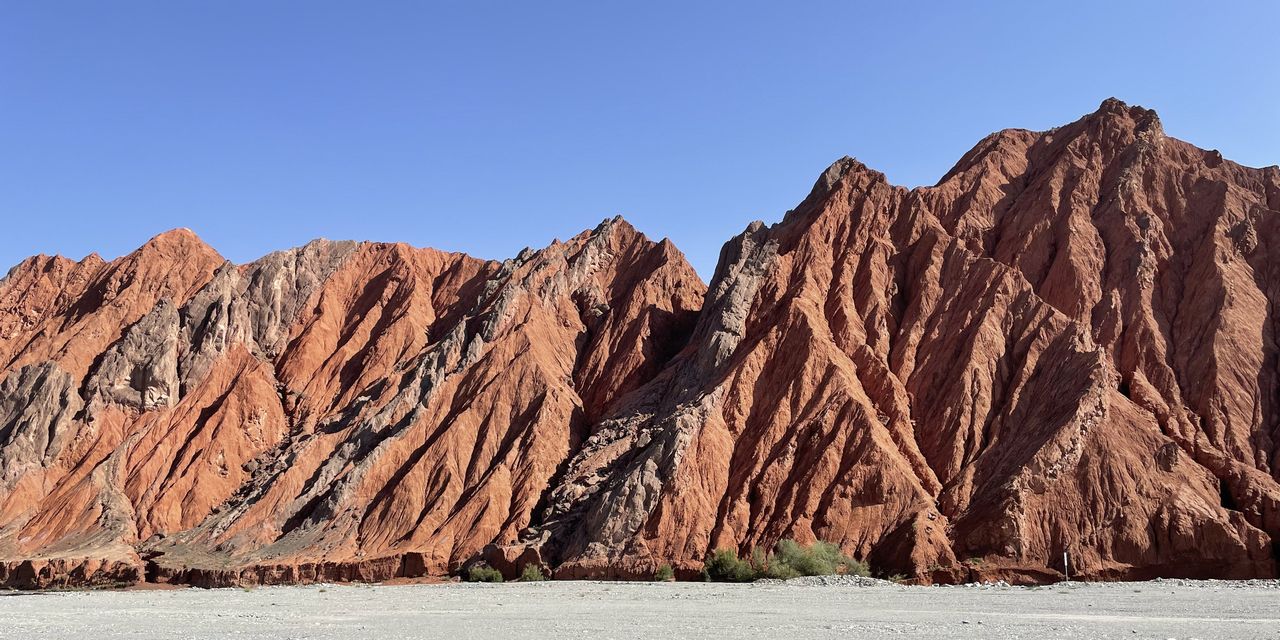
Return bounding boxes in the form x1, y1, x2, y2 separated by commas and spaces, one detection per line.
2, 99, 1278, 587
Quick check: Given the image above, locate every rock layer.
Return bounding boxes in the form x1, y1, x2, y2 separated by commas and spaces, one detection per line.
522, 99, 1280, 584
0, 220, 704, 586
1, 99, 1278, 587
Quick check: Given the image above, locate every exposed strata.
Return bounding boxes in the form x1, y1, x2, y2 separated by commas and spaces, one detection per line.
1, 99, 1278, 587
0, 219, 704, 587
513, 99, 1280, 584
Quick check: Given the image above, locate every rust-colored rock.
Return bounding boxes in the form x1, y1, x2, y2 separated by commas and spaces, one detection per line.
525, 99, 1280, 584
2, 99, 1279, 588
0, 218, 704, 587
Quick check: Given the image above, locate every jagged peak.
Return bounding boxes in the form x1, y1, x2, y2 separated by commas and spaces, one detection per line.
558, 216, 650, 254
808, 156, 891, 199
490, 216, 697, 289
145, 227, 201, 246
1094, 97, 1157, 120
242, 237, 360, 266
1, 252, 106, 285
779, 156, 894, 223
934, 98, 1168, 189
587, 215, 640, 241
1084, 97, 1163, 139
133, 228, 223, 262
814, 156, 885, 193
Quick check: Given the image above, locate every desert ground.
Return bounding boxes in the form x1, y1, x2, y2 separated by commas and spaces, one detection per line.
2, 577, 1278, 639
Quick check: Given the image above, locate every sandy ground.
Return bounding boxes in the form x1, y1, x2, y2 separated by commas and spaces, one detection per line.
2, 578, 1279, 639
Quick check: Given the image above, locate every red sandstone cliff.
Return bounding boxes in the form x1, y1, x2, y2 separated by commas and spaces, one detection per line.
1, 99, 1277, 587
520, 99, 1280, 584
0, 220, 704, 587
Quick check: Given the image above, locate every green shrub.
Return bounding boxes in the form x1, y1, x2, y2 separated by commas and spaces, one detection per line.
519, 564, 548, 582
466, 565, 504, 583
772, 539, 869, 577
774, 539, 833, 576
845, 558, 871, 576
702, 548, 759, 582
654, 564, 675, 582
702, 540, 869, 582
763, 559, 801, 580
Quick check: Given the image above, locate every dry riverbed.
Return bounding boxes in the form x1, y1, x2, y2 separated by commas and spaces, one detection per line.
2, 577, 1279, 639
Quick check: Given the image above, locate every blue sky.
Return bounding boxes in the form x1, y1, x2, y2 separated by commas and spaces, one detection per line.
3, 1, 1277, 278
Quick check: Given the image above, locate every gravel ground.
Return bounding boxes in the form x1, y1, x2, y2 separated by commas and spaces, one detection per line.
3, 578, 1280, 639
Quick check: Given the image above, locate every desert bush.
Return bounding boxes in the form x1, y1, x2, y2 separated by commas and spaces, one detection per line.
654, 564, 675, 582
762, 560, 801, 580
702, 549, 759, 582
466, 565, 504, 583
519, 564, 548, 582
703, 540, 869, 582
772, 539, 869, 577
841, 556, 871, 577
774, 539, 833, 576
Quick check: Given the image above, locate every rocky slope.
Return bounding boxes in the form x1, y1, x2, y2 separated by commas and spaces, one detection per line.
1, 99, 1278, 587
0, 220, 704, 587
512, 99, 1280, 584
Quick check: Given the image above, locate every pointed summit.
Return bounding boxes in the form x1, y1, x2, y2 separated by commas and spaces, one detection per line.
1094, 97, 1156, 119
132, 228, 224, 264
818, 156, 882, 189
587, 215, 645, 245
801, 156, 889, 204
1085, 97, 1163, 137
142, 227, 203, 248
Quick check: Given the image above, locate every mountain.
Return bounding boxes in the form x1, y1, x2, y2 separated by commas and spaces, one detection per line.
509, 98, 1280, 584
0, 220, 704, 587
2, 99, 1278, 587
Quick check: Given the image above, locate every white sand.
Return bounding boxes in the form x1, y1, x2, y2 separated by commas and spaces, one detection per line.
2, 579, 1278, 639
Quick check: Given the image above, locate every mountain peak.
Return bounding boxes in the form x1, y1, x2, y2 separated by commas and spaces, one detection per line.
804, 156, 888, 201
133, 228, 223, 262
144, 227, 200, 246
1089, 97, 1162, 135
1094, 96, 1153, 116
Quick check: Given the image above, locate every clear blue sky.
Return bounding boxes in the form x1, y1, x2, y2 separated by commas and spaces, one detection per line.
3, 1, 1277, 278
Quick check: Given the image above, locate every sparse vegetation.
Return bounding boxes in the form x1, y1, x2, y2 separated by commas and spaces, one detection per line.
654, 564, 675, 582
702, 539, 869, 582
465, 565, 504, 583
702, 548, 760, 582
773, 540, 868, 577
519, 564, 548, 582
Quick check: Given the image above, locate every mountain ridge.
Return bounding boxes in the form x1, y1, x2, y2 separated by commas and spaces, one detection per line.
2, 99, 1279, 587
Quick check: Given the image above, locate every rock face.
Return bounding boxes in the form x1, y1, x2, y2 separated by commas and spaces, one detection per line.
0, 220, 704, 586
1, 99, 1278, 587
523, 99, 1280, 584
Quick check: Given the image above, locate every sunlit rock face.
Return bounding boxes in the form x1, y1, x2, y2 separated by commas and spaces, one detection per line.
0, 219, 704, 586
519, 99, 1280, 584
2, 100, 1278, 587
